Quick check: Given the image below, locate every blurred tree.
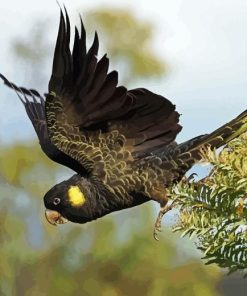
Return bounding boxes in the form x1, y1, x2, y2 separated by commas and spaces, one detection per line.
0, 7, 223, 296
11, 19, 51, 89
85, 9, 167, 85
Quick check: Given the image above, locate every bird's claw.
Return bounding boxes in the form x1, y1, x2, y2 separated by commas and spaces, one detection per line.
153, 202, 174, 241
153, 221, 162, 241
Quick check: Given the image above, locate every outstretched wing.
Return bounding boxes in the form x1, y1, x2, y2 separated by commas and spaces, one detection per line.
0, 74, 88, 175
48, 8, 182, 156
44, 8, 182, 195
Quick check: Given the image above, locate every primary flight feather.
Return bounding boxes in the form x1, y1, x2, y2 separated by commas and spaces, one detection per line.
1, 8, 247, 239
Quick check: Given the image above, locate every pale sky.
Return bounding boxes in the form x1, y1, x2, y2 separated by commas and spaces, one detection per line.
1, 0, 247, 146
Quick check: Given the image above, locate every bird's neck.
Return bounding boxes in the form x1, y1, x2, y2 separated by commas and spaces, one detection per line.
88, 176, 150, 220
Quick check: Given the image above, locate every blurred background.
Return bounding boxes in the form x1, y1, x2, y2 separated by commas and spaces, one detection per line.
0, 0, 247, 295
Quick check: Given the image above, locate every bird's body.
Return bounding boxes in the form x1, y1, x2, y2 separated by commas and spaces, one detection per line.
1, 8, 247, 238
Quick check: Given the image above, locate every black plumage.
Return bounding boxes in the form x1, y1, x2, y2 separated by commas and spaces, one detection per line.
1, 8, 247, 239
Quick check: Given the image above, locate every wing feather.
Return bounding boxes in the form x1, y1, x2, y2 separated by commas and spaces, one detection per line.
48, 9, 181, 156
0, 74, 89, 176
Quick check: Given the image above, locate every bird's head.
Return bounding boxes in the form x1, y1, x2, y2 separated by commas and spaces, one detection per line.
44, 175, 96, 225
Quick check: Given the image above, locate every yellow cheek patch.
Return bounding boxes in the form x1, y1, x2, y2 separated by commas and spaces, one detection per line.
68, 186, 86, 207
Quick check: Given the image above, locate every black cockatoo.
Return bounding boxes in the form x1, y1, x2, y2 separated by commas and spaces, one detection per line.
1, 8, 246, 240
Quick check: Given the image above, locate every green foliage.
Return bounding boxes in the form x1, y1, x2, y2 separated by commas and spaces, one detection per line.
171, 134, 247, 275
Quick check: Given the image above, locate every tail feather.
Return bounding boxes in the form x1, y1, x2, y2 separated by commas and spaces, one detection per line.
178, 109, 247, 163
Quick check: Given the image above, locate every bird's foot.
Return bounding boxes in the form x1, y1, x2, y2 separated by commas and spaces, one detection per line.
153, 202, 174, 241
153, 210, 164, 241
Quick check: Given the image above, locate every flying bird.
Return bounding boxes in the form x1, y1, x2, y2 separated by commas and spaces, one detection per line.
1, 8, 247, 240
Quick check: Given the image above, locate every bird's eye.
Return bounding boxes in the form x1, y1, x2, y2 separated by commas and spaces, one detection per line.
53, 197, 61, 205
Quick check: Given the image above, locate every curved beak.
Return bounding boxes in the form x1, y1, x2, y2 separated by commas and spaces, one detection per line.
45, 210, 68, 226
